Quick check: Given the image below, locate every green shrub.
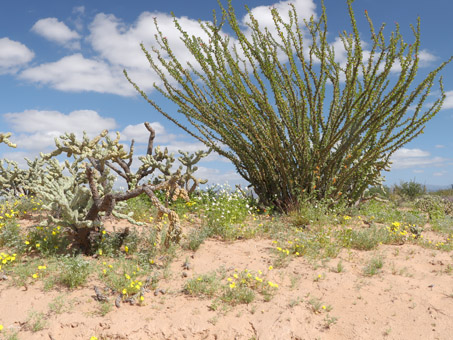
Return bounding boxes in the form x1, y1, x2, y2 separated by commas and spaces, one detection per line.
184, 228, 209, 251
58, 256, 91, 288
393, 180, 426, 200
183, 272, 221, 298
363, 256, 384, 276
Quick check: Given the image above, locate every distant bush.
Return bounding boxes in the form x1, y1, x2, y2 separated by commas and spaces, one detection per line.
415, 195, 453, 220
393, 180, 426, 200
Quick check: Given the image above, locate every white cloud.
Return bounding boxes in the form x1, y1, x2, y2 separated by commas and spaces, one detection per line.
433, 170, 447, 177
441, 90, 453, 110
3, 109, 116, 150
418, 49, 437, 66
393, 148, 430, 158
435, 144, 445, 149
0, 151, 34, 168
87, 11, 213, 92
73, 6, 85, 15
31, 18, 81, 49
412, 169, 424, 174
391, 148, 447, 169
0, 38, 34, 74
19, 54, 134, 95
120, 122, 178, 144
19, 0, 318, 96
194, 166, 245, 186
242, 0, 316, 33
163, 141, 210, 154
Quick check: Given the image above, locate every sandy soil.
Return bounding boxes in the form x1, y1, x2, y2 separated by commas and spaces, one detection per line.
1, 228, 453, 340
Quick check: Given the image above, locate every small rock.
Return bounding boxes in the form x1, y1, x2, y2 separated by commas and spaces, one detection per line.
115, 294, 122, 308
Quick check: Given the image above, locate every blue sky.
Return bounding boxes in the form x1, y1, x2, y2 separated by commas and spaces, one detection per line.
0, 0, 452, 189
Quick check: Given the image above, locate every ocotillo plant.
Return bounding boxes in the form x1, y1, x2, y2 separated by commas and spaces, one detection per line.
125, 0, 451, 211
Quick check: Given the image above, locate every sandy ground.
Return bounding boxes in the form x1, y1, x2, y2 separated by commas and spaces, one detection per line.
1, 231, 453, 340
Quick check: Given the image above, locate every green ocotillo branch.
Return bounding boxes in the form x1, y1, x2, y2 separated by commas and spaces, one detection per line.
125, 0, 451, 211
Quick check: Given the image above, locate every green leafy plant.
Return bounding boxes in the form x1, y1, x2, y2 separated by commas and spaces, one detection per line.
393, 180, 426, 200
58, 256, 91, 288
363, 255, 384, 276
183, 272, 221, 298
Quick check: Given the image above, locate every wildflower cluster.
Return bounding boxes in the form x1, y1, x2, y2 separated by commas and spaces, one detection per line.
0, 195, 42, 222
0, 251, 16, 271
273, 227, 339, 260
222, 267, 278, 305
385, 221, 421, 243
192, 185, 253, 228
0, 201, 19, 232
226, 268, 278, 290
31, 264, 47, 280
0, 201, 20, 220
26, 225, 67, 254
100, 261, 149, 302
419, 233, 453, 251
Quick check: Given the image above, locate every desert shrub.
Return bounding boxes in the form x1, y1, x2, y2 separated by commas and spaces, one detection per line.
290, 199, 343, 228
358, 200, 403, 224
393, 180, 426, 200
183, 272, 221, 298
363, 256, 384, 276
274, 226, 341, 260
26, 225, 69, 256
415, 195, 453, 220
431, 215, 453, 235
127, 0, 451, 211
58, 255, 91, 288
120, 193, 155, 222
337, 227, 383, 251
183, 227, 209, 251
0, 218, 22, 250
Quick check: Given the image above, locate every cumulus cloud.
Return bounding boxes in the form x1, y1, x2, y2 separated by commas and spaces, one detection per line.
441, 90, 453, 110
418, 49, 438, 66
390, 148, 447, 169
0, 38, 34, 74
433, 170, 447, 177
19, 54, 134, 95
19, 0, 318, 96
31, 18, 81, 49
120, 122, 179, 144
16, 0, 440, 98
3, 109, 116, 150
73, 6, 85, 15
242, 0, 316, 34
87, 11, 214, 92
194, 166, 245, 186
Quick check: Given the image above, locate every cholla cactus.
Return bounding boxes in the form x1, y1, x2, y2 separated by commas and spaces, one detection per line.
0, 157, 47, 197
32, 122, 208, 252
0, 132, 16, 148
178, 149, 210, 194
